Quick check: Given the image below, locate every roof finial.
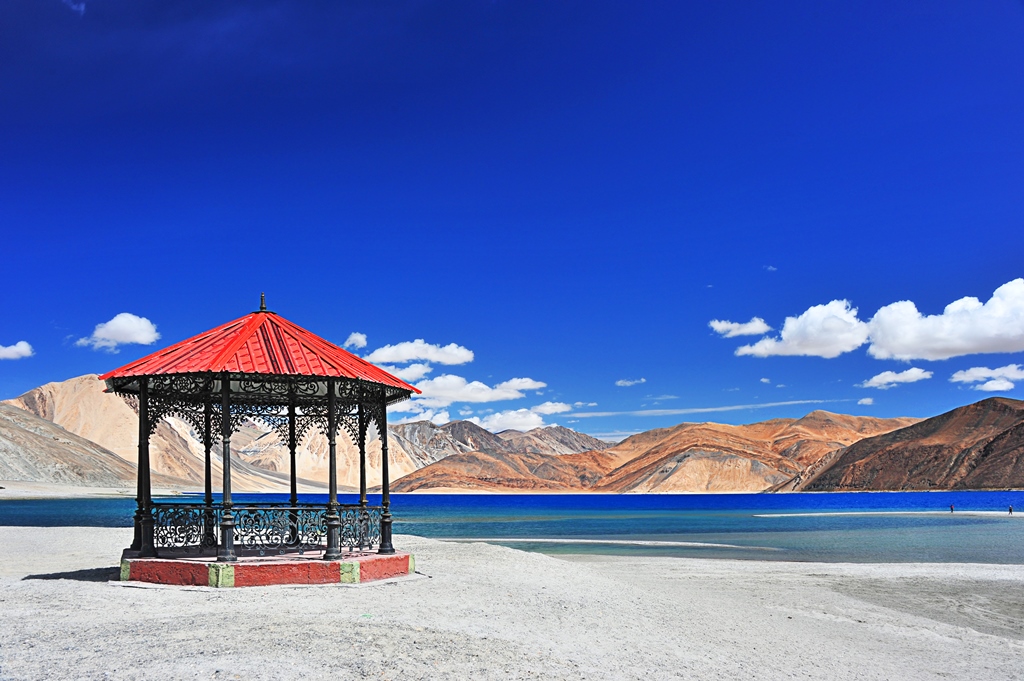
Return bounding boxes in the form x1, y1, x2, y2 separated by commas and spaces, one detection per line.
260, 292, 266, 312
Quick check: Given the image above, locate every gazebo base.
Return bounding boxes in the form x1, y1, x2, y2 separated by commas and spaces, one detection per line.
120, 549, 415, 588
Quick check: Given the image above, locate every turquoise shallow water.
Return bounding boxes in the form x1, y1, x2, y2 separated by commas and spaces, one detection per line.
1, 490, 1022, 563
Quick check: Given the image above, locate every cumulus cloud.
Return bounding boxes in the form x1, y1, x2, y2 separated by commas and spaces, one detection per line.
736, 301, 869, 358
531, 401, 572, 415
76, 313, 160, 352
573, 401, 598, 408
975, 378, 1015, 392
858, 367, 933, 389
0, 341, 34, 360
62, 0, 86, 16
709, 317, 772, 338
950, 364, 1024, 392
365, 339, 473, 365
413, 375, 547, 407
718, 279, 1024, 362
468, 409, 546, 432
868, 279, 1024, 360
857, 398, 874, 405
615, 378, 646, 387
391, 409, 451, 426
379, 363, 432, 382
343, 332, 367, 349
760, 378, 771, 384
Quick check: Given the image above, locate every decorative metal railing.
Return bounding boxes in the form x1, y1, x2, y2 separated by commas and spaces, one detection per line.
151, 503, 382, 556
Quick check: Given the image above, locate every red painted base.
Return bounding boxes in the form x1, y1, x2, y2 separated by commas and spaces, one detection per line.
120, 550, 414, 588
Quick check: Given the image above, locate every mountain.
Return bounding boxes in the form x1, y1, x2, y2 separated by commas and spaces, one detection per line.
5, 375, 366, 492
496, 425, 613, 455
800, 397, 1024, 491
2, 376, 606, 492
392, 411, 917, 493
593, 411, 916, 492
0, 403, 187, 488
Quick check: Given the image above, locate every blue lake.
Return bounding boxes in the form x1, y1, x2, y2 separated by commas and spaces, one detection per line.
1, 490, 1022, 564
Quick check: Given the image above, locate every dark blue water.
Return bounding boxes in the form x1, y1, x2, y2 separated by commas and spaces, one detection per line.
2, 491, 1022, 563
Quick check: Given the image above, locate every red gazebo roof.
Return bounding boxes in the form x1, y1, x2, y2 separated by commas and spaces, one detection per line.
97, 307, 419, 394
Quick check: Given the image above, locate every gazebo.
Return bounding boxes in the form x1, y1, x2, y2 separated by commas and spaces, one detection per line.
100, 296, 419, 584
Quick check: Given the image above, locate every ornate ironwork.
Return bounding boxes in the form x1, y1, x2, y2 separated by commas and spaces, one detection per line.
152, 504, 219, 550
108, 372, 409, 439
150, 502, 382, 555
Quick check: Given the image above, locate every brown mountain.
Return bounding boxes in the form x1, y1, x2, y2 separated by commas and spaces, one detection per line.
801, 397, 1024, 491
496, 425, 613, 455
2, 376, 607, 493
392, 411, 917, 493
0, 403, 188, 488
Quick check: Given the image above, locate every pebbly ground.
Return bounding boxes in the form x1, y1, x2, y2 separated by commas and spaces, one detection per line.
0, 527, 1022, 680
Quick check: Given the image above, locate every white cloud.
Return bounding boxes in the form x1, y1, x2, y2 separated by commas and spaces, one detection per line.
615, 378, 646, 387
950, 364, 1024, 392
760, 378, 770, 384
709, 317, 772, 338
976, 378, 1015, 392
573, 401, 598, 408
569, 399, 838, 418
857, 398, 874, 405
0, 341, 34, 360
391, 408, 451, 426
365, 339, 473, 365
62, 0, 85, 16
858, 367, 933, 389
721, 279, 1024, 362
736, 301, 869, 358
868, 279, 1024, 360
413, 374, 547, 408
765, 265, 778, 272
76, 313, 160, 352
343, 332, 367, 349
379, 363, 433, 382
532, 401, 572, 415
468, 409, 546, 432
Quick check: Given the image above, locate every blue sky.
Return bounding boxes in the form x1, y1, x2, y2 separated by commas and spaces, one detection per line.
2, 1, 1024, 439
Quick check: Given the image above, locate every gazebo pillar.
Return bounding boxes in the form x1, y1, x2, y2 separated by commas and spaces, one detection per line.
203, 398, 216, 546
217, 373, 236, 562
324, 378, 342, 560
134, 378, 156, 557
378, 394, 395, 555
358, 403, 367, 509
287, 396, 298, 544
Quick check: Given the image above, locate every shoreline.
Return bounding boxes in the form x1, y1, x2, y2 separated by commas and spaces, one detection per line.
3, 479, 1023, 500
1, 526, 1022, 680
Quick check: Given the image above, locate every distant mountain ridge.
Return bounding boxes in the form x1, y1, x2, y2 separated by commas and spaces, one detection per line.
393, 411, 918, 493
800, 397, 1024, 491
5, 375, 1024, 494
2, 375, 609, 491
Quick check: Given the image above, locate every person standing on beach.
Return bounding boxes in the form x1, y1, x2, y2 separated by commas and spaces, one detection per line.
1011, 506, 1014, 515
950, 504, 954, 513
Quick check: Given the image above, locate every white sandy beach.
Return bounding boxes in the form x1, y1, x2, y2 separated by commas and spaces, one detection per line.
0, 526, 1022, 680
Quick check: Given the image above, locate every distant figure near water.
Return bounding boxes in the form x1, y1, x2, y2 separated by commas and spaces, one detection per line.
1011, 506, 1014, 516
950, 504, 954, 513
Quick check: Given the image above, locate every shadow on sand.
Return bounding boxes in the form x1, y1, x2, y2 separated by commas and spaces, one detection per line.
23, 567, 120, 582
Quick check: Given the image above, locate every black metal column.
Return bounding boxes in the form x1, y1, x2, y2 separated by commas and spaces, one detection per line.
287, 394, 298, 544
203, 398, 216, 547
135, 379, 156, 557
324, 377, 342, 560
217, 373, 236, 562
378, 394, 395, 555
358, 403, 367, 509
